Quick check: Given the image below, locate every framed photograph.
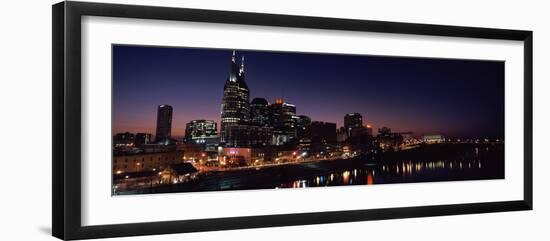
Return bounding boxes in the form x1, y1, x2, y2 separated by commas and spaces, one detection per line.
52, 1, 533, 240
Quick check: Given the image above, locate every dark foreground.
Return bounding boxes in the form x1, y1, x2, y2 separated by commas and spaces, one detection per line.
116, 143, 504, 195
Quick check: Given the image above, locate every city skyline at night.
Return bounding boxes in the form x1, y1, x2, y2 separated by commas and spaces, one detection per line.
112, 45, 505, 195
113, 45, 504, 139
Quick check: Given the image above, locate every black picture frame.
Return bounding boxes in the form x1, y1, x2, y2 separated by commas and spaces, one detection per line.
52, 1, 533, 240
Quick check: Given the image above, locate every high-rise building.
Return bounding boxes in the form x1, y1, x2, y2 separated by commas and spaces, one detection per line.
336, 127, 348, 143
282, 102, 297, 132
295, 115, 311, 140
268, 98, 283, 129
310, 121, 337, 144
155, 105, 173, 143
350, 126, 369, 137
365, 124, 373, 136
269, 98, 297, 141
344, 113, 363, 136
184, 120, 218, 145
135, 133, 152, 147
220, 51, 250, 144
250, 97, 270, 126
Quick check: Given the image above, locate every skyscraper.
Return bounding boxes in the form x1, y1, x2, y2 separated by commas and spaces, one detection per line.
336, 126, 348, 143
155, 104, 173, 144
220, 51, 250, 144
282, 102, 297, 133
295, 115, 311, 140
250, 97, 270, 126
270, 99, 297, 134
344, 113, 363, 137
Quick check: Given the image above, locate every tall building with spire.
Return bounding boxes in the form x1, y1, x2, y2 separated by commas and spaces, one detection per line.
220, 51, 251, 144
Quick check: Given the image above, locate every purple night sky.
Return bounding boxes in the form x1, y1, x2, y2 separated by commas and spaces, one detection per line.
112, 45, 504, 138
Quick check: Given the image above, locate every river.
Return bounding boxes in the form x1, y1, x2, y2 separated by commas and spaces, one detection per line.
118, 143, 504, 195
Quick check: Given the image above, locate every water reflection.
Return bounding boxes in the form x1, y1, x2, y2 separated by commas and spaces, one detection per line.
280, 159, 493, 188
131, 144, 504, 194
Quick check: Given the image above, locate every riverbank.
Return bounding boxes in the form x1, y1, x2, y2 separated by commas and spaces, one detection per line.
115, 143, 504, 195
201, 142, 503, 173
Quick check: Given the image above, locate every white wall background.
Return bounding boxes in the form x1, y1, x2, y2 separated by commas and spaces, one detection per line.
0, 0, 547, 240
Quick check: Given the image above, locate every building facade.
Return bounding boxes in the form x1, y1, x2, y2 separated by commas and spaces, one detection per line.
135, 133, 152, 147
112, 151, 184, 174
310, 121, 337, 144
224, 125, 273, 147
365, 124, 373, 136
377, 127, 404, 151
269, 98, 298, 144
184, 120, 218, 145
250, 97, 270, 126
218, 147, 252, 167
336, 127, 348, 143
344, 113, 363, 137
220, 51, 250, 144
295, 115, 311, 140
113, 132, 135, 148
155, 104, 173, 143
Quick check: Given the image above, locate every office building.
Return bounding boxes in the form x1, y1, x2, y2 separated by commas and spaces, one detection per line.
344, 113, 363, 137
250, 97, 270, 126
310, 121, 337, 144
135, 133, 152, 147
113, 132, 135, 148
295, 115, 311, 140
184, 120, 218, 145
155, 104, 173, 144
220, 51, 250, 144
